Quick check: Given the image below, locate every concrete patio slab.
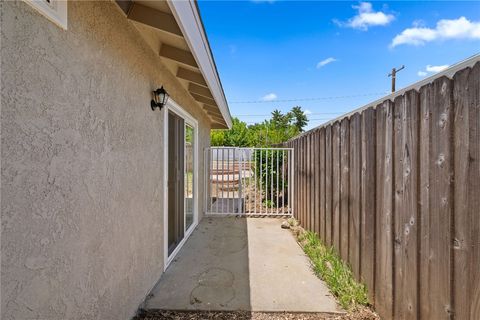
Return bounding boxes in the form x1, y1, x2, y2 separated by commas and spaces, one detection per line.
144, 216, 342, 314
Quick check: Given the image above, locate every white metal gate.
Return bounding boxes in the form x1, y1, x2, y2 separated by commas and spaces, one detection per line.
204, 147, 294, 216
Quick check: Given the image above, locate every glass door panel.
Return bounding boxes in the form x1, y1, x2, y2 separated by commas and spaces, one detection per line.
185, 125, 194, 231
167, 111, 185, 256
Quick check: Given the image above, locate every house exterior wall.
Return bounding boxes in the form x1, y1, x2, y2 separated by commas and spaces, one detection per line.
1, 1, 211, 319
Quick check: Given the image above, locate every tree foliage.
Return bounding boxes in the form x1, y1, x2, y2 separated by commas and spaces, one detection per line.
290, 106, 308, 132
211, 106, 308, 147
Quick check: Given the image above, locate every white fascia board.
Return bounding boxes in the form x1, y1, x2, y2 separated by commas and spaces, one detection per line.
167, 0, 232, 129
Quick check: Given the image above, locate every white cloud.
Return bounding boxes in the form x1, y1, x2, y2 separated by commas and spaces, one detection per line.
391, 16, 480, 48
417, 64, 449, 77
336, 2, 395, 31
261, 93, 277, 101
426, 64, 449, 73
316, 57, 337, 68
304, 109, 313, 115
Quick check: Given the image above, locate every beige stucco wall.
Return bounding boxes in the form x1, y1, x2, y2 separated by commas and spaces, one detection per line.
1, 1, 211, 319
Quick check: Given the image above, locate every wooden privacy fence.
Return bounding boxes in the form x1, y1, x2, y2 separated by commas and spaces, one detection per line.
285, 61, 479, 320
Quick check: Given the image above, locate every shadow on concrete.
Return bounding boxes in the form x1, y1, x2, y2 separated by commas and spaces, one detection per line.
144, 216, 251, 312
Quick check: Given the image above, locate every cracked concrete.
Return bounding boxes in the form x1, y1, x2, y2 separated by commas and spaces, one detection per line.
144, 217, 343, 314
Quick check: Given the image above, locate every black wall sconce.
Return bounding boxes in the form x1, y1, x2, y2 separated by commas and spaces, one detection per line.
151, 86, 169, 111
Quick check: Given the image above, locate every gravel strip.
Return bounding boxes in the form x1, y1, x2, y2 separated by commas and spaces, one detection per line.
135, 308, 379, 320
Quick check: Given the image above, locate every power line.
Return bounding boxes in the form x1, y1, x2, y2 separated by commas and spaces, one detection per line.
228, 92, 387, 104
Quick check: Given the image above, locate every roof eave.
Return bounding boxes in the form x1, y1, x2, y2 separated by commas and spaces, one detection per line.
167, 0, 232, 129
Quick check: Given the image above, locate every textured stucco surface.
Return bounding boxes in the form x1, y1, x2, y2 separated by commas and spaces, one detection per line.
1, 1, 211, 319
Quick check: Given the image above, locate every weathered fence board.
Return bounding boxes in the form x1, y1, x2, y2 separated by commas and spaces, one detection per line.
311, 132, 316, 233
349, 113, 361, 280
286, 61, 479, 320
418, 81, 432, 320
340, 118, 350, 262
332, 122, 341, 252
303, 136, 308, 226
325, 126, 333, 246
360, 107, 376, 303
304, 134, 313, 230
467, 63, 480, 319
428, 76, 453, 319
299, 138, 304, 223
393, 91, 419, 319
319, 128, 326, 242
375, 100, 394, 318
314, 130, 320, 235
453, 63, 480, 319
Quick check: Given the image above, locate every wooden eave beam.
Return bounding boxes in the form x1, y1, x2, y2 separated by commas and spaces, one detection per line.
189, 83, 214, 99
202, 105, 222, 118
204, 108, 224, 119
176, 67, 207, 87
206, 110, 223, 119
160, 44, 198, 68
203, 104, 219, 113
190, 92, 216, 106
212, 122, 228, 129
211, 116, 226, 124
127, 3, 183, 37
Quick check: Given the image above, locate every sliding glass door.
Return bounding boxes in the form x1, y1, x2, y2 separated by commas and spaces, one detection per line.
167, 111, 196, 257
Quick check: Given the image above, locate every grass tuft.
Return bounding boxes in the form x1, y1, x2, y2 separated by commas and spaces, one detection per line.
296, 229, 369, 311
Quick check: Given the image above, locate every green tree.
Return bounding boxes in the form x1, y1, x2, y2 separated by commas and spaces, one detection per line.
210, 106, 308, 147
288, 106, 308, 132
224, 118, 253, 146
210, 129, 225, 146
211, 117, 254, 147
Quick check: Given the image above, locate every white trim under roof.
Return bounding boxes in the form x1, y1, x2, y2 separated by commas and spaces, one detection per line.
167, 0, 232, 129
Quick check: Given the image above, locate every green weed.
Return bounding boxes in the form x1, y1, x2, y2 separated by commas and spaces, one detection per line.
297, 230, 369, 311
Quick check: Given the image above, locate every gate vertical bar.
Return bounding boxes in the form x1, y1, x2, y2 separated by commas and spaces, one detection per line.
254, 149, 257, 214
222, 148, 225, 213
282, 150, 285, 214
204, 148, 207, 214
287, 148, 294, 213
250, 149, 252, 213
227, 148, 230, 213
260, 149, 263, 215
227, 148, 230, 214
209, 148, 211, 214
263, 149, 266, 215
271, 149, 274, 214
208, 148, 211, 213
232, 148, 236, 213
291, 148, 294, 217
276, 150, 279, 215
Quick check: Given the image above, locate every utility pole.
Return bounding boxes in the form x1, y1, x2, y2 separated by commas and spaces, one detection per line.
388, 65, 405, 93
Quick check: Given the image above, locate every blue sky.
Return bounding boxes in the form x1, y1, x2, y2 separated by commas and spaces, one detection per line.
198, 1, 480, 130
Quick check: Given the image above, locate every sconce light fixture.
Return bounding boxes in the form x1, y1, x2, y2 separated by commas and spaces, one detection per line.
151, 86, 169, 111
